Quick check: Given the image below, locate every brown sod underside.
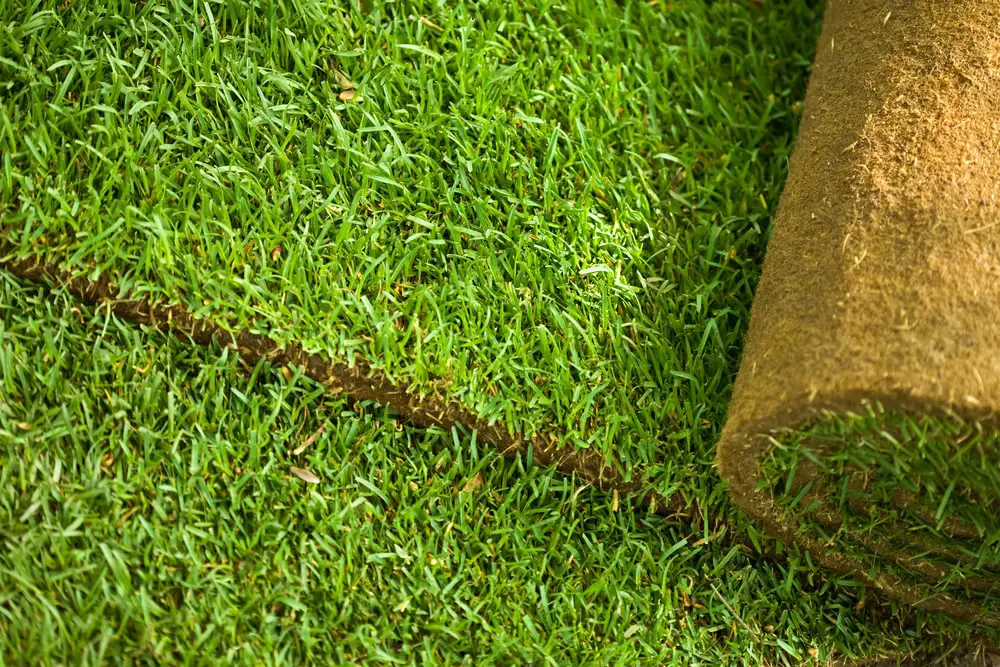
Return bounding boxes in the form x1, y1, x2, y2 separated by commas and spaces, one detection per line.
717, 0, 1000, 626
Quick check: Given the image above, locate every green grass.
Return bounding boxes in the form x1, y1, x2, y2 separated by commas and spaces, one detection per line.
0, 0, 990, 663
0, 275, 957, 665
1, 0, 810, 491
762, 405, 1000, 617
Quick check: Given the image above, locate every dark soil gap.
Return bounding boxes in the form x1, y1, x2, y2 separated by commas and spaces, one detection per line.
0, 252, 686, 519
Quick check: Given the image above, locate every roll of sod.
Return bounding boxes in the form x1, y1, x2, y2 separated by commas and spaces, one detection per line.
717, 0, 1000, 624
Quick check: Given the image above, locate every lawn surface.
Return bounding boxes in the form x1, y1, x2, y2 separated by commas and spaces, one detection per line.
0, 0, 986, 663
0, 276, 948, 665
2, 0, 811, 488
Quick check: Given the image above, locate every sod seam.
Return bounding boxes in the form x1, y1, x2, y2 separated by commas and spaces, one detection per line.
0, 251, 688, 519
6, 253, 998, 663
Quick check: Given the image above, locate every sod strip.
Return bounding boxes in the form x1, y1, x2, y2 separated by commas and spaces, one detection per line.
0, 251, 682, 518
0, 0, 816, 503
0, 276, 950, 665
4, 264, 996, 665
717, 0, 1000, 625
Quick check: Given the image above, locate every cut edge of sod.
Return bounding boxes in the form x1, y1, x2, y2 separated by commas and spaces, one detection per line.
0, 250, 690, 520
718, 391, 1000, 628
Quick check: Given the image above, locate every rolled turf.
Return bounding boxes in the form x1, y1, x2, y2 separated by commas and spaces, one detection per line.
717, 0, 1000, 625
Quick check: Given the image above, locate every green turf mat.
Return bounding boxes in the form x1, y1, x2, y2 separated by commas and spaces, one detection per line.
1, 0, 815, 498
0, 275, 972, 663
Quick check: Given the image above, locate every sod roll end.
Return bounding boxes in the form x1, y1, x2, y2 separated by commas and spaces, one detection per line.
717, 0, 1000, 624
